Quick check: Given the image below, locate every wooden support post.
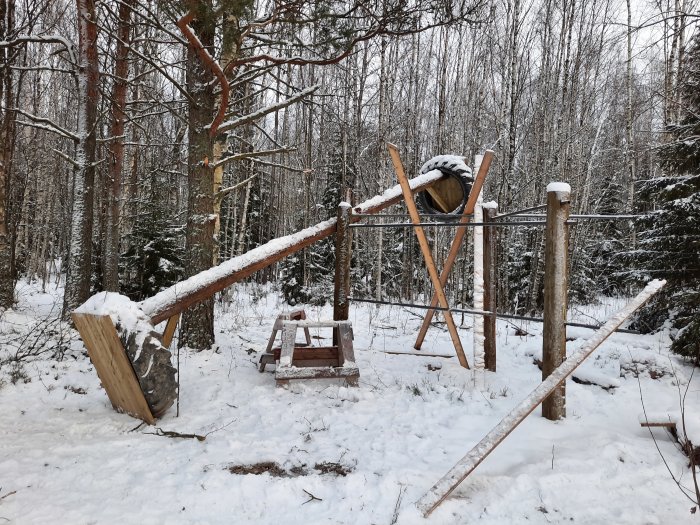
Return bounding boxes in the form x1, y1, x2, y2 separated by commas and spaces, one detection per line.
387, 143, 469, 369
333, 202, 353, 344
414, 150, 494, 350
542, 183, 571, 420
415, 279, 665, 517
161, 313, 180, 348
483, 203, 498, 372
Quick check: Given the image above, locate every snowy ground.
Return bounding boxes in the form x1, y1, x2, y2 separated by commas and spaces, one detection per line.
1, 280, 698, 524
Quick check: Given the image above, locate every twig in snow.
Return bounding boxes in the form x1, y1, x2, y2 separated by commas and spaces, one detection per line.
302, 489, 322, 505
144, 427, 206, 441
0, 490, 16, 501
551, 444, 555, 470
390, 486, 406, 524
634, 351, 698, 505
129, 422, 146, 432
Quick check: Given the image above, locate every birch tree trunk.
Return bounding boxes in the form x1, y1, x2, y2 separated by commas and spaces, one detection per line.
63, 0, 99, 315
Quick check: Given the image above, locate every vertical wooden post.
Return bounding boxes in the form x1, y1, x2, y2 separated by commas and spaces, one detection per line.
334, 201, 353, 344
542, 183, 570, 420
483, 202, 498, 372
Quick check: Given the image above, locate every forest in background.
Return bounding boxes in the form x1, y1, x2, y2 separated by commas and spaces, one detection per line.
0, 0, 697, 357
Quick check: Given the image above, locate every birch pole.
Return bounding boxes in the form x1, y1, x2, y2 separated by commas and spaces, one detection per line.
472, 154, 485, 378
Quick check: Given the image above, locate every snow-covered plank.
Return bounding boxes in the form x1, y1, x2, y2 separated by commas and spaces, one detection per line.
415, 279, 666, 517
141, 170, 444, 324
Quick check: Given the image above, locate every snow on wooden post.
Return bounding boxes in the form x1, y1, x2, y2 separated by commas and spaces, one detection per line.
333, 201, 353, 343
482, 202, 498, 372
472, 155, 485, 375
415, 279, 666, 518
542, 182, 571, 420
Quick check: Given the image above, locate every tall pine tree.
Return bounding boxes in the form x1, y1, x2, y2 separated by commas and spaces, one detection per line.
634, 34, 700, 359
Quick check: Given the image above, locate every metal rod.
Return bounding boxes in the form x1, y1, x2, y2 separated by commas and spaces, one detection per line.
568, 214, 640, 220
349, 221, 547, 229
495, 204, 547, 219
353, 212, 474, 219
347, 297, 640, 334
348, 297, 488, 316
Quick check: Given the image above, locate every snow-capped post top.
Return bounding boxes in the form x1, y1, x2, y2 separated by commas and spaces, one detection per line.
546, 182, 571, 193
482, 201, 498, 210
338, 201, 351, 208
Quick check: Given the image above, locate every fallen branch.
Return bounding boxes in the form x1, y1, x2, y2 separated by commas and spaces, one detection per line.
302, 489, 323, 505
0, 490, 16, 501
144, 427, 206, 441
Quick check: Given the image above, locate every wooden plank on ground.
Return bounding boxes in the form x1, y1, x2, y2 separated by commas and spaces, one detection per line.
72, 313, 155, 425
415, 279, 665, 517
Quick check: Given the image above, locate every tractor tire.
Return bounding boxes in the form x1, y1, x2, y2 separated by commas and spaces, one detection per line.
417, 156, 473, 219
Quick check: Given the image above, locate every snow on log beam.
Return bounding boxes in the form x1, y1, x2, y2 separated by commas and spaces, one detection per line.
141, 171, 445, 324
415, 279, 666, 518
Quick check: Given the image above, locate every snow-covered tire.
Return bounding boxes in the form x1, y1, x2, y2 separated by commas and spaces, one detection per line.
124, 331, 178, 418
417, 155, 474, 219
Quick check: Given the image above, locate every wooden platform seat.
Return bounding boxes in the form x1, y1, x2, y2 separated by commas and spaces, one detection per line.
259, 319, 359, 387
259, 309, 312, 372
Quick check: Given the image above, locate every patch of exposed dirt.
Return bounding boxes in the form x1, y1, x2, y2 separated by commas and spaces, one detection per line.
224, 460, 354, 477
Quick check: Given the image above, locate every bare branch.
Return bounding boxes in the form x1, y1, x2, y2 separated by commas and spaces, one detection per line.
216, 84, 320, 134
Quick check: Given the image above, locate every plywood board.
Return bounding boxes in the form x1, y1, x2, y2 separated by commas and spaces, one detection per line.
72, 313, 155, 425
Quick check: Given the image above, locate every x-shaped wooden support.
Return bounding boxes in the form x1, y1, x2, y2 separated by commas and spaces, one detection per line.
414, 150, 494, 350
387, 143, 473, 369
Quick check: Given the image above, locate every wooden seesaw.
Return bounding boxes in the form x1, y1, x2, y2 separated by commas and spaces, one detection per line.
72, 163, 461, 424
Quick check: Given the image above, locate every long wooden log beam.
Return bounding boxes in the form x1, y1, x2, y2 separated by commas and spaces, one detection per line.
415, 279, 666, 517
141, 171, 445, 325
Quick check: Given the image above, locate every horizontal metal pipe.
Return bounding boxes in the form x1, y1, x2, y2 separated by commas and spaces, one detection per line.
349, 221, 547, 229
347, 297, 640, 334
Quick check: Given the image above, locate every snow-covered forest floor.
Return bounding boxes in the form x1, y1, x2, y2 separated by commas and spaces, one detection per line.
1, 280, 698, 524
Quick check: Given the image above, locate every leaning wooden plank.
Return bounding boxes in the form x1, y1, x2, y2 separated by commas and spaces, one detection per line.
141, 171, 445, 324
161, 313, 180, 348
72, 313, 155, 425
415, 279, 665, 517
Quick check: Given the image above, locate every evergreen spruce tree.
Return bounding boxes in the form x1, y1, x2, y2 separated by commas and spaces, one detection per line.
634, 34, 700, 359
120, 186, 184, 301
281, 133, 344, 306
